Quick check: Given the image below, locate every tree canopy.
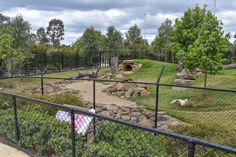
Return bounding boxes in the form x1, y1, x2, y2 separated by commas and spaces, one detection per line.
47, 19, 64, 47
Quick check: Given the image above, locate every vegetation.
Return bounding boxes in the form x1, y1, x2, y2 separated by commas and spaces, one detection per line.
172, 5, 228, 88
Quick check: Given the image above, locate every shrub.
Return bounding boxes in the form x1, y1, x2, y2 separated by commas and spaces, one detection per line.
85, 122, 169, 157
0, 108, 86, 157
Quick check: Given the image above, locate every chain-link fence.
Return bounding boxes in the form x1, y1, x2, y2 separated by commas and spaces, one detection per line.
0, 92, 235, 157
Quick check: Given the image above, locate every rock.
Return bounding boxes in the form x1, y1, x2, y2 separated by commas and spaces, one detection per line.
115, 74, 124, 79
116, 82, 124, 91
116, 91, 124, 97
104, 105, 119, 113
174, 79, 192, 87
224, 63, 236, 69
139, 118, 153, 127
125, 89, 133, 99
140, 89, 150, 96
131, 112, 141, 117
101, 88, 107, 92
123, 83, 136, 91
177, 69, 196, 80
130, 117, 138, 123
121, 115, 130, 121
99, 110, 110, 116
122, 60, 135, 65
122, 71, 134, 75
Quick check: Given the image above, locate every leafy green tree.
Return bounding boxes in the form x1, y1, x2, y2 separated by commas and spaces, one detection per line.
0, 33, 25, 75
77, 27, 103, 66
105, 26, 123, 64
125, 24, 146, 58
172, 4, 228, 88
8, 15, 31, 52
0, 13, 9, 25
47, 19, 64, 47
152, 19, 174, 63
36, 27, 49, 44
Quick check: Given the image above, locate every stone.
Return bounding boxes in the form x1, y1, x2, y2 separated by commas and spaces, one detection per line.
111, 57, 119, 74
125, 89, 134, 98
130, 117, 138, 123
174, 79, 192, 87
140, 89, 150, 96
122, 60, 135, 65
123, 83, 136, 91
116, 82, 124, 91
115, 74, 124, 79
99, 110, 110, 116
122, 71, 134, 75
177, 69, 196, 80
224, 63, 236, 69
116, 91, 124, 97
121, 115, 130, 121
139, 118, 153, 127
131, 112, 141, 117
104, 105, 119, 113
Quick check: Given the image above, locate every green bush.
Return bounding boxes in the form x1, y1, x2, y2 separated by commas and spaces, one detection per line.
0, 108, 85, 157
84, 122, 169, 157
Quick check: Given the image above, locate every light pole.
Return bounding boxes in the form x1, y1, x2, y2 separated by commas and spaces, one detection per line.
144, 13, 147, 41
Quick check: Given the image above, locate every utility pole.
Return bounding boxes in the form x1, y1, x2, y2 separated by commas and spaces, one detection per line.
144, 13, 147, 41
144, 13, 147, 57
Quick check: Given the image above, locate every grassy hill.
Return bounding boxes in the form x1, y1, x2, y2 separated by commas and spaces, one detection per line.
127, 59, 236, 147
128, 59, 236, 90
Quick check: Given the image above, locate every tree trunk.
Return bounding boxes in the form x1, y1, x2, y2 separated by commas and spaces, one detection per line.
203, 69, 207, 97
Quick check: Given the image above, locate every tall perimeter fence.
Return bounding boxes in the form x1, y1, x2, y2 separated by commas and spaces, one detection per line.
0, 67, 236, 156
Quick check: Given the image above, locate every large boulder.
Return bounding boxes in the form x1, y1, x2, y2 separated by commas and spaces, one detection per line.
224, 63, 236, 69
174, 79, 192, 87
177, 69, 196, 80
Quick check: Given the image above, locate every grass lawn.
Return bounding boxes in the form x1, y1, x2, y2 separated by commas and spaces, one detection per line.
125, 59, 236, 147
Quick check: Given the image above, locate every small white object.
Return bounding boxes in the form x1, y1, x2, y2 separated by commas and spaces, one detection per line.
171, 99, 188, 106
56, 109, 95, 135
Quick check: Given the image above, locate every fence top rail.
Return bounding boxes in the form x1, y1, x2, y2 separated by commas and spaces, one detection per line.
1, 76, 236, 93
0, 91, 235, 155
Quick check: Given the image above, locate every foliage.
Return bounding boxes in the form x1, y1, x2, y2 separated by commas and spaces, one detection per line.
125, 24, 147, 59
105, 26, 123, 62
36, 27, 49, 44
172, 5, 227, 73
84, 122, 168, 157
76, 27, 104, 66
0, 108, 85, 157
152, 19, 174, 63
0, 33, 25, 66
47, 19, 64, 47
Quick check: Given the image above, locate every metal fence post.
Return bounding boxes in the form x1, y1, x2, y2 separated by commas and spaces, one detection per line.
155, 66, 165, 128
41, 65, 48, 95
12, 95, 20, 142
70, 110, 76, 157
188, 142, 196, 157
93, 72, 96, 136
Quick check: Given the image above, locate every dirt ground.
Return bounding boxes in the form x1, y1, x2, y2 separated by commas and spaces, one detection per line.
64, 81, 137, 107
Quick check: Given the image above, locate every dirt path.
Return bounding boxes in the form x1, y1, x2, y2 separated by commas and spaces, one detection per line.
0, 142, 29, 157
64, 81, 137, 107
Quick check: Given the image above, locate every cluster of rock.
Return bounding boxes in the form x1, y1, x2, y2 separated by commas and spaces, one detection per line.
102, 82, 150, 99
88, 103, 184, 130
224, 63, 236, 69
99, 60, 142, 79
174, 67, 204, 88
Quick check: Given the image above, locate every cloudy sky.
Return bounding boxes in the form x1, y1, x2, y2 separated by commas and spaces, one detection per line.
1, 0, 235, 44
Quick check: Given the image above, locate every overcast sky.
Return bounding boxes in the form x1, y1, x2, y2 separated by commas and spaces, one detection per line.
1, 0, 235, 44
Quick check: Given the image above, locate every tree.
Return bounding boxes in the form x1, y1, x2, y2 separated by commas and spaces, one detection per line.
172, 5, 228, 88
77, 27, 103, 66
0, 33, 25, 75
47, 19, 64, 47
105, 26, 123, 64
0, 14, 9, 25
37, 27, 49, 44
8, 15, 31, 51
125, 24, 146, 58
152, 19, 174, 63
